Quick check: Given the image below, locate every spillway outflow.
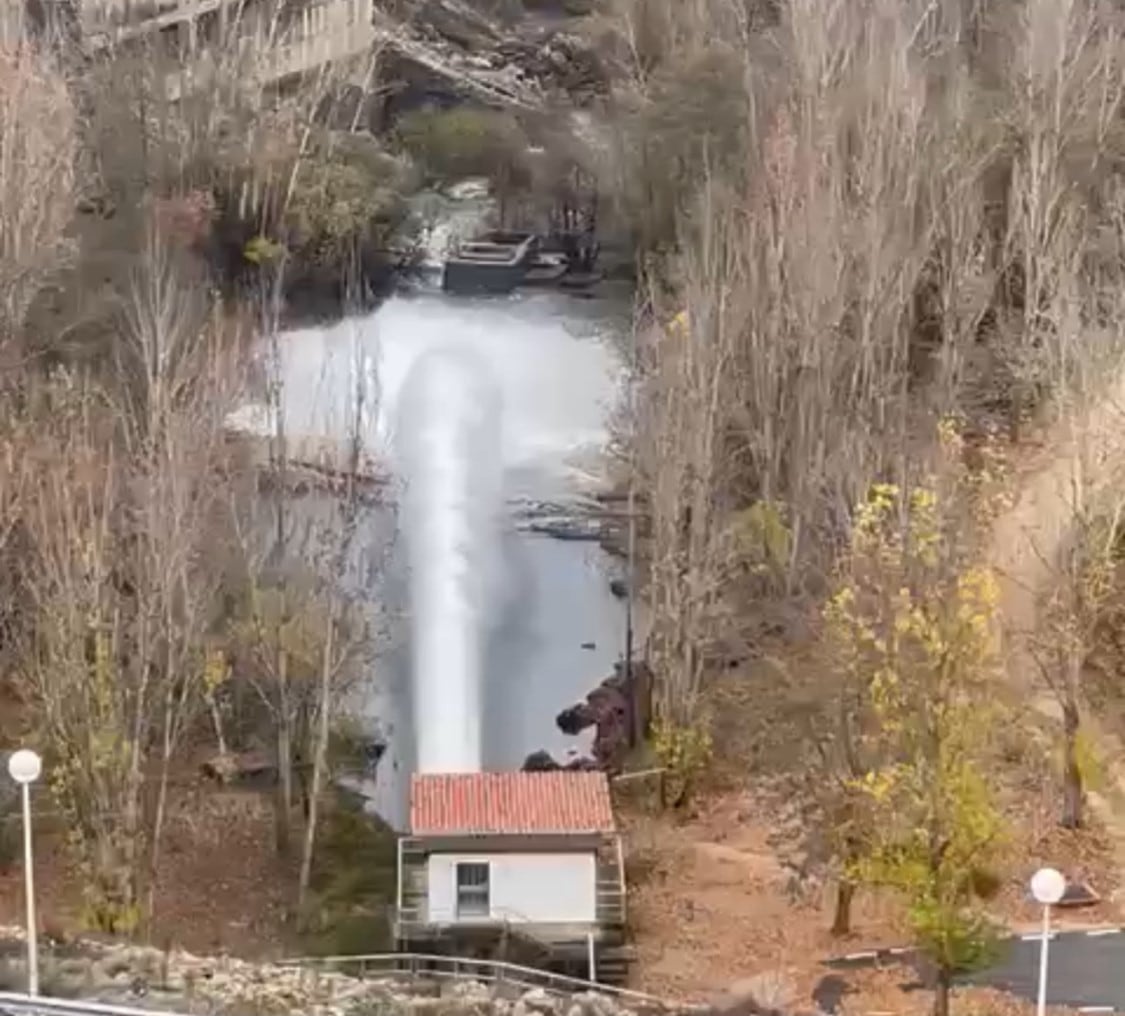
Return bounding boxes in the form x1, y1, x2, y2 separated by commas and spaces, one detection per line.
395, 348, 502, 774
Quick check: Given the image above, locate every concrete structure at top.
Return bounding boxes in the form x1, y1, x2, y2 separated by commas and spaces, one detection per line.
9, 0, 545, 111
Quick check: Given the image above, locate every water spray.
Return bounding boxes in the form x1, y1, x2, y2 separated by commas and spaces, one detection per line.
395, 347, 502, 774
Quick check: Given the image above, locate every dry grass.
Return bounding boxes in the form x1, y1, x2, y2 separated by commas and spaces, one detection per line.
622, 789, 907, 1003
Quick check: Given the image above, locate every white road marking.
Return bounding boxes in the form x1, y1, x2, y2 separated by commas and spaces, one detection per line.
1021, 933, 1058, 941
1085, 928, 1122, 936
1077, 1006, 1114, 1013
844, 950, 877, 960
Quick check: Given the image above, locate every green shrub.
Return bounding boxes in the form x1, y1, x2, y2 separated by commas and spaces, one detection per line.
395, 107, 528, 186
299, 791, 398, 955
284, 134, 412, 263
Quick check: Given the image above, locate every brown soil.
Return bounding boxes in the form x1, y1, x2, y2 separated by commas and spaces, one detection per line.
141, 786, 295, 956
623, 790, 906, 1005
988, 380, 1125, 858
626, 383, 1125, 1007
0, 781, 293, 958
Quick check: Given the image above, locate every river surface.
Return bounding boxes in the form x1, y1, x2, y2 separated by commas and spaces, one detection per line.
268, 283, 632, 829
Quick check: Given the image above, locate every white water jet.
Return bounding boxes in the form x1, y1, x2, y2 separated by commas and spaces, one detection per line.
395, 347, 503, 774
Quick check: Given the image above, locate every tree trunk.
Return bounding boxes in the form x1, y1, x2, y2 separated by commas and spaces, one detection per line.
276, 719, 294, 858
297, 605, 336, 922
207, 693, 228, 758
932, 965, 951, 1016
145, 731, 174, 936
831, 880, 855, 936
275, 649, 293, 858
1061, 700, 1083, 829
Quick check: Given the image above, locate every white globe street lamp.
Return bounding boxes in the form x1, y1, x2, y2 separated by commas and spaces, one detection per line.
1030, 867, 1066, 1016
8, 749, 41, 996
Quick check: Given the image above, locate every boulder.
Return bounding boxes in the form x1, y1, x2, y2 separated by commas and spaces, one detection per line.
553, 660, 652, 771
521, 987, 558, 1013
521, 750, 599, 772
556, 702, 594, 735
523, 750, 562, 771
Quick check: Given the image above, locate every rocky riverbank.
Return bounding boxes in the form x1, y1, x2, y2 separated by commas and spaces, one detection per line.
521, 660, 653, 774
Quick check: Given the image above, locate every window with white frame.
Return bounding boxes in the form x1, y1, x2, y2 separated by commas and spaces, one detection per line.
455, 861, 490, 918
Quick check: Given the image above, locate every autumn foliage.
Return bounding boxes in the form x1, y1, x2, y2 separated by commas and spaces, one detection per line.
824, 427, 1006, 1016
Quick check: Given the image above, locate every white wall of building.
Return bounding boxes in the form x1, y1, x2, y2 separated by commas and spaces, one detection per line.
426, 851, 597, 925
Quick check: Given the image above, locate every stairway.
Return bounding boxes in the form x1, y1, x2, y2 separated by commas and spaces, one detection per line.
396, 837, 427, 940
595, 838, 626, 929
593, 945, 632, 987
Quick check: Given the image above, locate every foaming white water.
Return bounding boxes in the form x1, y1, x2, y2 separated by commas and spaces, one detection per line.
411, 183, 492, 269
396, 348, 502, 773
274, 292, 623, 485
230, 288, 628, 797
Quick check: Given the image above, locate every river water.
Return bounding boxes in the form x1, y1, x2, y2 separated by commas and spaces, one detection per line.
266, 282, 632, 828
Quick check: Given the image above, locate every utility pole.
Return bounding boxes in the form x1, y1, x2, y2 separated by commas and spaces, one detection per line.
624, 314, 639, 747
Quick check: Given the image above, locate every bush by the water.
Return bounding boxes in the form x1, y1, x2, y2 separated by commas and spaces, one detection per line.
283, 133, 414, 264
395, 107, 529, 186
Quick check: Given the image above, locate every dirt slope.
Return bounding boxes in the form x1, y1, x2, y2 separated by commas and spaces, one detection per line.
989, 371, 1125, 859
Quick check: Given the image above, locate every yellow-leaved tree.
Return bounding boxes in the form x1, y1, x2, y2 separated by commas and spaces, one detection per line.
824, 425, 1006, 1016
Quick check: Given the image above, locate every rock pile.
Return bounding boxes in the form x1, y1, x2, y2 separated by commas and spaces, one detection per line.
376, 0, 608, 111
495, 33, 607, 103
0, 929, 678, 1016
551, 661, 654, 772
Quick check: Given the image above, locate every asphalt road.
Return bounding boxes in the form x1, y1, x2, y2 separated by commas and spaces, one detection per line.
963, 928, 1125, 1013
827, 928, 1125, 1013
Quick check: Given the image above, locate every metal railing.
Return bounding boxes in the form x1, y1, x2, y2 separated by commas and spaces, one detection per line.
0, 962, 691, 1016
0, 996, 195, 1016
278, 952, 686, 1010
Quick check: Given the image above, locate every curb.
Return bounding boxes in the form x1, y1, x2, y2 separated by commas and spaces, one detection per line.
826, 926, 1125, 969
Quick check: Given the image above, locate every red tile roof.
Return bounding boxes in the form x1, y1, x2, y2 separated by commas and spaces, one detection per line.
410, 771, 616, 836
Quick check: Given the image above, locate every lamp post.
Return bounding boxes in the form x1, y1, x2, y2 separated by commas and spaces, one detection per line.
1030, 866, 1066, 1016
8, 749, 41, 997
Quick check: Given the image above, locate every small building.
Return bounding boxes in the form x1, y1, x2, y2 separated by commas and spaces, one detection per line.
395, 771, 629, 984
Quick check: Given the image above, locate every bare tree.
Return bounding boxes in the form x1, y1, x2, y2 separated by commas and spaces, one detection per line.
297, 320, 376, 918
18, 375, 146, 931
996, 0, 1125, 433
630, 0, 1000, 778
112, 236, 244, 926
637, 202, 738, 739
0, 37, 77, 348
